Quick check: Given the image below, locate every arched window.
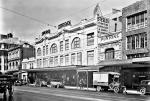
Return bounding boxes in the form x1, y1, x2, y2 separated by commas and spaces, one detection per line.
105, 48, 115, 60
37, 48, 42, 56
50, 43, 58, 53
71, 37, 80, 49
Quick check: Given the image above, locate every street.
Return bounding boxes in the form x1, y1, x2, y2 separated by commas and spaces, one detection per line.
0, 86, 149, 101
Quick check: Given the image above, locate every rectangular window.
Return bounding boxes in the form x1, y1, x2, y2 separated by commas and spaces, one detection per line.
141, 13, 144, 22
46, 45, 48, 55
140, 33, 145, 48
43, 58, 48, 67
144, 33, 147, 47
127, 17, 131, 25
37, 59, 42, 68
43, 46, 45, 56
30, 63, 33, 69
54, 56, 58, 66
77, 52, 82, 65
126, 32, 147, 50
132, 16, 135, 25
87, 32, 94, 46
135, 35, 140, 48
65, 40, 69, 50
126, 11, 147, 31
87, 50, 94, 65
65, 54, 69, 65
136, 15, 139, 24
60, 41, 63, 52
127, 36, 131, 50
49, 57, 53, 67
132, 36, 135, 49
60, 55, 63, 66
71, 53, 75, 65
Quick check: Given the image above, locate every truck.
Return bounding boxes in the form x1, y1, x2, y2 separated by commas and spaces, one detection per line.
93, 72, 125, 93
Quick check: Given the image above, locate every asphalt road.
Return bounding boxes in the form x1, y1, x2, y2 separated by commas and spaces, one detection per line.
0, 86, 150, 101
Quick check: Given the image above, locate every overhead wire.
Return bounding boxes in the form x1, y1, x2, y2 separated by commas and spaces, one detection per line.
0, 0, 108, 33
0, 6, 56, 28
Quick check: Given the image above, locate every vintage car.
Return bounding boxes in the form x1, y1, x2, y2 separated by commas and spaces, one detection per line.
50, 79, 64, 88
139, 80, 150, 95
14, 79, 27, 86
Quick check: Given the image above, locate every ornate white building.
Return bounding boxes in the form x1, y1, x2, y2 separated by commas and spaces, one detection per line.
35, 18, 98, 68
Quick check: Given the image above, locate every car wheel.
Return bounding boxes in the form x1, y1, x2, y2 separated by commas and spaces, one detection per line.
123, 87, 127, 94
140, 87, 146, 95
97, 86, 101, 92
57, 84, 59, 88
114, 86, 119, 93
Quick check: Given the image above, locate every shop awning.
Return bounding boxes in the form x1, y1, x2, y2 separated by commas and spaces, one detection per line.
24, 65, 85, 72
77, 65, 102, 72
98, 59, 132, 66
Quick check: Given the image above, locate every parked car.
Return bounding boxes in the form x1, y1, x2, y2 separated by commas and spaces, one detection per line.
14, 80, 27, 86
14, 80, 22, 86
138, 80, 150, 95
50, 79, 64, 88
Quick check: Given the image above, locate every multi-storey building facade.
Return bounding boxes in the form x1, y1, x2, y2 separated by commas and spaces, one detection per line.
22, 57, 36, 82
0, 33, 19, 73
121, 0, 150, 88
7, 42, 35, 79
33, 18, 98, 86
36, 20, 98, 68
30, 5, 107, 87
98, 9, 122, 63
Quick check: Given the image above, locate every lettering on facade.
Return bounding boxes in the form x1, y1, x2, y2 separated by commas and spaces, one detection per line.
58, 20, 71, 29
97, 16, 109, 37
101, 33, 119, 41
42, 29, 51, 36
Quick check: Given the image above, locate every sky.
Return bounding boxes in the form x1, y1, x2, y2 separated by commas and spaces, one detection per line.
0, 0, 140, 43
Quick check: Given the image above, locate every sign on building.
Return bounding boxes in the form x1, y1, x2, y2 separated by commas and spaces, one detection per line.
58, 20, 71, 29
97, 15, 109, 37
42, 29, 51, 36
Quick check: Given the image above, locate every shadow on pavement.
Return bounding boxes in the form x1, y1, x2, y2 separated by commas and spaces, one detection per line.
0, 95, 14, 101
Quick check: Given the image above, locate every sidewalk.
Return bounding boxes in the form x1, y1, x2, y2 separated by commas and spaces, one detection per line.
64, 86, 141, 95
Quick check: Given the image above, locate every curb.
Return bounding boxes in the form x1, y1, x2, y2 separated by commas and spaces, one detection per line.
64, 86, 96, 91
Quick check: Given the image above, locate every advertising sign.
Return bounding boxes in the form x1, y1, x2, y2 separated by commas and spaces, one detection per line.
97, 15, 109, 37
58, 20, 71, 29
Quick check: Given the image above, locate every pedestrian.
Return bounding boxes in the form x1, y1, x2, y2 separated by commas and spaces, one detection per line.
79, 79, 83, 89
